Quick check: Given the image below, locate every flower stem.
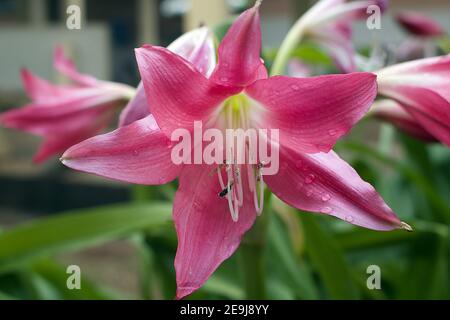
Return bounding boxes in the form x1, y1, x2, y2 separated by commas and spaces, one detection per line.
270, 19, 305, 76
240, 189, 272, 299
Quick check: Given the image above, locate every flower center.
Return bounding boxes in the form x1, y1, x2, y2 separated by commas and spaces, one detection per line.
213, 94, 265, 221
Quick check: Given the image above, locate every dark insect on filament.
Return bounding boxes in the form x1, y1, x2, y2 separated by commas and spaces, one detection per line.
219, 182, 234, 198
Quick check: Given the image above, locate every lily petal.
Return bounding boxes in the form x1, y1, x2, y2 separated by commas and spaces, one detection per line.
61, 115, 181, 185
377, 55, 450, 101
246, 72, 378, 153
118, 83, 149, 127
21, 69, 75, 103
265, 147, 402, 231
174, 164, 256, 299
119, 27, 216, 127
371, 99, 437, 142
211, 4, 263, 87
396, 11, 446, 38
380, 87, 450, 146
33, 108, 113, 163
54, 46, 99, 86
135, 45, 238, 137
168, 26, 216, 78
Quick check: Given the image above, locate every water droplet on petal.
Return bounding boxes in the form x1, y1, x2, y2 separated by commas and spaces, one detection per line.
328, 129, 337, 136
306, 189, 313, 197
220, 76, 229, 82
296, 182, 304, 190
133, 150, 139, 156
321, 194, 331, 202
290, 84, 300, 91
304, 174, 315, 184
345, 215, 354, 223
321, 207, 332, 214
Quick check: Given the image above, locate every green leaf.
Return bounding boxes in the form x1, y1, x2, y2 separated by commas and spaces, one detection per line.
0, 202, 172, 273
268, 212, 318, 299
300, 213, 361, 299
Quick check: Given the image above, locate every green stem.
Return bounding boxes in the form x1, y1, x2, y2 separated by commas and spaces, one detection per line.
270, 19, 305, 76
240, 190, 272, 299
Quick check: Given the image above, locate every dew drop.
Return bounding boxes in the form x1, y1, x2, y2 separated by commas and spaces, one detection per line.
220, 76, 229, 82
304, 173, 315, 184
321, 194, 331, 202
290, 84, 300, 91
296, 182, 304, 190
328, 129, 337, 136
133, 150, 139, 156
345, 215, 354, 223
321, 207, 332, 214
306, 189, 313, 197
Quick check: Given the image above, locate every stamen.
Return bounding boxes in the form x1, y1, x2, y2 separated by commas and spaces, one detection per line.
235, 166, 244, 206
217, 164, 226, 190
252, 166, 261, 214
257, 166, 265, 215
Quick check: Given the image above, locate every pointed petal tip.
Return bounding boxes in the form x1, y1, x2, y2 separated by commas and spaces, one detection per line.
400, 221, 414, 232
254, 0, 263, 8
176, 286, 196, 300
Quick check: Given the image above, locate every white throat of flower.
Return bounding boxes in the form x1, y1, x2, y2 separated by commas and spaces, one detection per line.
211, 94, 265, 222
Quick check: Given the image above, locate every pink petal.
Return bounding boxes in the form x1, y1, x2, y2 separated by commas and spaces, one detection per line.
135, 45, 238, 137
246, 72, 378, 153
396, 11, 446, 38
167, 27, 216, 78
118, 83, 149, 127
372, 99, 437, 142
61, 115, 181, 185
0, 98, 115, 136
119, 27, 216, 127
33, 108, 113, 163
20, 69, 75, 103
54, 46, 99, 86
174, 164, 256, 299
210, 4, 263, 87
380, 86, 450, 147
265, 147, 402, 231
377, 55, 450, 101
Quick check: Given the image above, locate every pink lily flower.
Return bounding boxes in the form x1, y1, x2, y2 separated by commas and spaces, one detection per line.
0, 47, 135, 163
371, 99, 437, 142
61, 3, 407, 299
376, 55, 450, 146
119, 27, 216, 127
396, 11, 446, 38
299, 0, 388, 73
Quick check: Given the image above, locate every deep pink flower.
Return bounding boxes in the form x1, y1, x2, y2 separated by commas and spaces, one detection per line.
119, 27, 216, 127
376, 55, 450, 146
61, 3, 406, 299
0, 47, 135, 163
396, 11, 446, 38
299, 0, 388, 72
